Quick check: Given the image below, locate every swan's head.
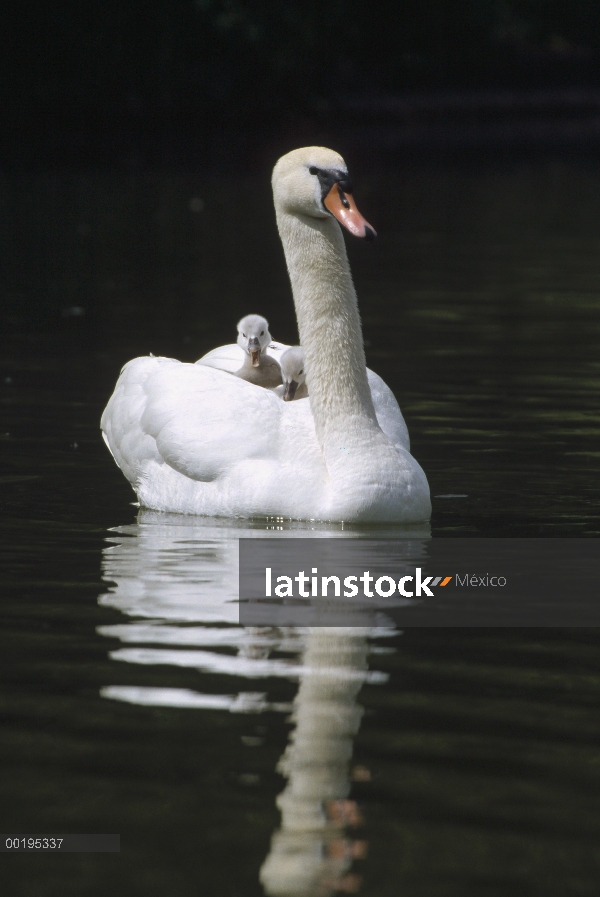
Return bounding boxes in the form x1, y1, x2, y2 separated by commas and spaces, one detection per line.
272, 147, 376, 240
236, 314, 272, 367
280, 346, 306, 401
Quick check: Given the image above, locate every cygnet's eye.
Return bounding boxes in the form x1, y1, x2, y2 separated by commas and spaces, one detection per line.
298, 369, 303, 375
309, 166, 319, 176
242, 333, 246, 338
260, 330, 264, 336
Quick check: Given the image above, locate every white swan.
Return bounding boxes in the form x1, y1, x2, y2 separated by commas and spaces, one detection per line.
101, 146, 431, 522
231, 314, 282, 388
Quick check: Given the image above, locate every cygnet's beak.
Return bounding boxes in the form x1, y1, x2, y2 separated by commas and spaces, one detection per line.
323, 184, 376, 240
248, 338, 261, 366
283, 380, 298, 402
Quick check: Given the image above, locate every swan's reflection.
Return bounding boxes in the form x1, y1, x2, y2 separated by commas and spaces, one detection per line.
99, 510, 429, 710
98, 511, 429, 893
261, 628, 372, 896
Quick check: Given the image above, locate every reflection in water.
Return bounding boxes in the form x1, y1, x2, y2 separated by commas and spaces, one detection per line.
98, 511, 428, 709
97, 511, 427, 893
261, 629, 371, 897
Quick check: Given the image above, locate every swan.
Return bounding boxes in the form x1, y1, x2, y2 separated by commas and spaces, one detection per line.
277, 346, 308, 401
101, 146, 431, 522
232, 315, 282, 388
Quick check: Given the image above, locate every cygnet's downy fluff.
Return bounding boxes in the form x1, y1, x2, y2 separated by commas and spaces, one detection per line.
277, 346, 308, 401
233, 314, 282, 388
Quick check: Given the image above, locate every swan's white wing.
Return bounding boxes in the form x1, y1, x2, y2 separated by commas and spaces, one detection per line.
195, 344, 243, 373
101, 357, 172, 482
101, 356, 413, 520
367, 368, 410, 452
191, 347, 409, 451
102, 357, 281, 485
195, 340, 290, 373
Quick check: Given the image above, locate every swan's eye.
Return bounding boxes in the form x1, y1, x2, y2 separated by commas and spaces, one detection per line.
309, 166, 319, 176
242, 333, 246, 338
260, 330, 264, 336
298, 369, 303, 375
338, 187, 351, 210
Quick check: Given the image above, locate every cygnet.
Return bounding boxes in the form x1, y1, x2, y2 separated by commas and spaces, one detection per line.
234, 315, 282, 388
277, 346, 308, 401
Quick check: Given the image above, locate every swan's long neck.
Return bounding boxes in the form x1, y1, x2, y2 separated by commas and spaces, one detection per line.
276, 210, 381, 455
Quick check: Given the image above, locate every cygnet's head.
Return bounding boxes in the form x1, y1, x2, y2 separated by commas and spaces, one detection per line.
280, 346, 306, 401
236, 314, 272, 367
271, 147, 376, 240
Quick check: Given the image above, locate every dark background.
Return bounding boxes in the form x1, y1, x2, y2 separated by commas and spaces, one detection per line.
3, 0, 600, 169
4, 1, 600, 342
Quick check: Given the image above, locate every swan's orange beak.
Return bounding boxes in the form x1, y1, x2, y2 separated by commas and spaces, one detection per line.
323, 184, 376, 240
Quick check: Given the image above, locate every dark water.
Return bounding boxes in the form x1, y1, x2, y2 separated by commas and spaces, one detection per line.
1, 159, 600, 895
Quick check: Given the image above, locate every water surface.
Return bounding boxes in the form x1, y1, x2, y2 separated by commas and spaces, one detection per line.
1, 159, 600, 895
